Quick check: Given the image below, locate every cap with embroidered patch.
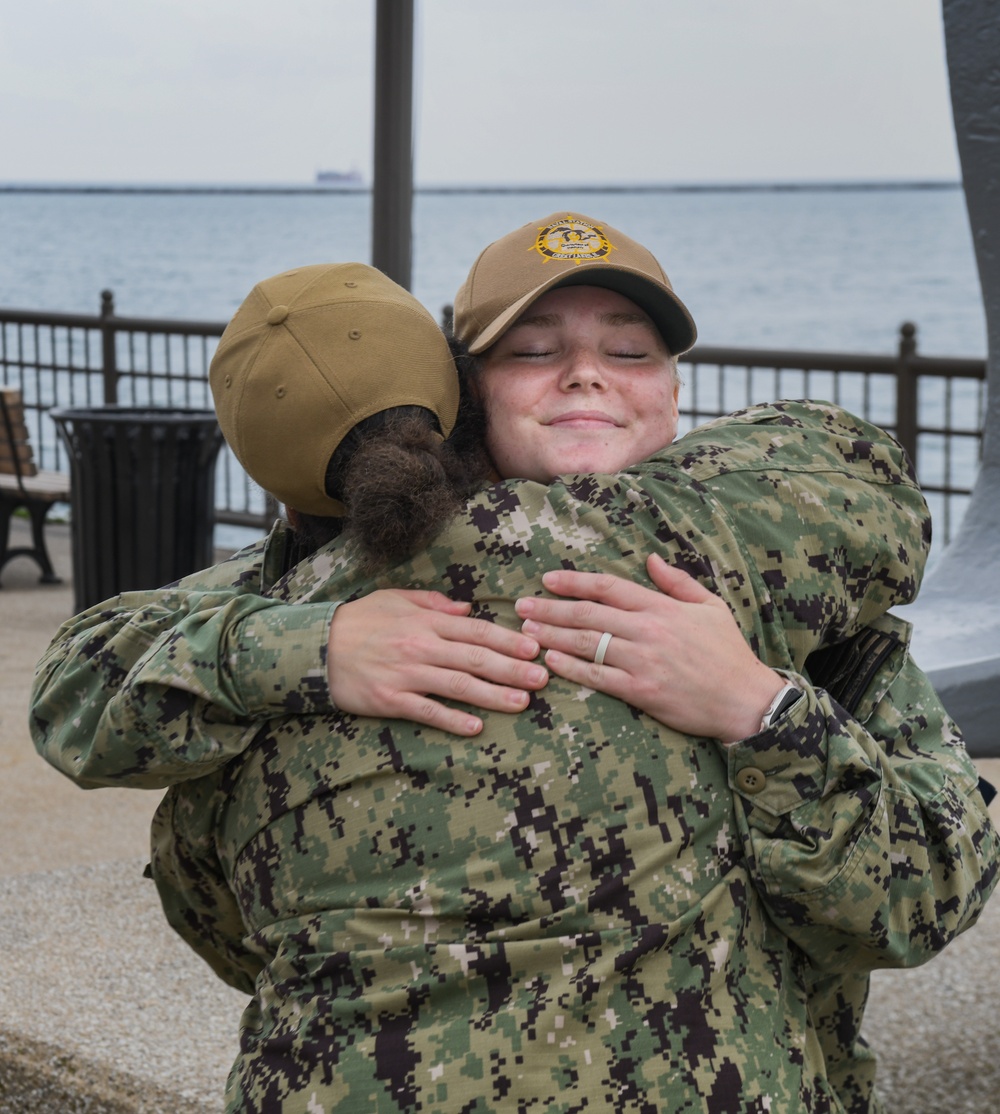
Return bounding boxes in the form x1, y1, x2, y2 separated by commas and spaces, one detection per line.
210, 262, 458, 516
453, 212, 697, 356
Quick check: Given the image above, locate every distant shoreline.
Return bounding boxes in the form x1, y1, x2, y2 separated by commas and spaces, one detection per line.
0, 180, 962, 197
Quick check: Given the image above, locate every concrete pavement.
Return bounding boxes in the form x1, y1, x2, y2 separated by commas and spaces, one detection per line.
1, 518, 999, 1112
0, 520, 245, 1112
1, 522, 167, 876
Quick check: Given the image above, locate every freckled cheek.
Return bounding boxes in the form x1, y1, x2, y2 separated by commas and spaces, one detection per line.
484, 413, 535, 479
631, 418, 676, 460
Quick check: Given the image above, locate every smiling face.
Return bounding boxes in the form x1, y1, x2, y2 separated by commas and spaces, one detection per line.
476, 285, 680, 482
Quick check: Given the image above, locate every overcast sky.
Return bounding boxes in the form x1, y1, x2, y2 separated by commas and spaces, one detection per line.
2, 0, 959, 187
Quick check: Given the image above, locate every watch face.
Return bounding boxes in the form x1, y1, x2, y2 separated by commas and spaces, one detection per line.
779, 690, 801, 717
763, 685, 802, 728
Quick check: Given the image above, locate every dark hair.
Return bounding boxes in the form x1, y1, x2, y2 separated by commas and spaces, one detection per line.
291, 339, 491, 571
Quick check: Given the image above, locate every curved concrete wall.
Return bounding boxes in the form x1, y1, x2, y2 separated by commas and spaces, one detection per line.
908, 0, 1000, 757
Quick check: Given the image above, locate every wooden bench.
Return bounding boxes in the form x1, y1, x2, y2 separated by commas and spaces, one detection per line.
0, 387, 71, 585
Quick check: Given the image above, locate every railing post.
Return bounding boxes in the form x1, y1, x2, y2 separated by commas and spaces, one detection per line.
100, 289, 119, 404
895, 321, 919, 475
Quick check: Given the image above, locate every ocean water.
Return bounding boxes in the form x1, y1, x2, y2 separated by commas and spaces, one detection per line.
0, 185, 987, 358
0, 185, 987, 557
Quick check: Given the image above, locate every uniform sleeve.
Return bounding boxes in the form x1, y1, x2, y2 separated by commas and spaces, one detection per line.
150, 780, 262, 995
30, 546, 338, 789
696, 402, 932, 661
727, 631, 999, 973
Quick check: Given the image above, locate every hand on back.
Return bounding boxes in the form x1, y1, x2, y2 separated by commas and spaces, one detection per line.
328, 589, 548, 736
515, 554, 784, 744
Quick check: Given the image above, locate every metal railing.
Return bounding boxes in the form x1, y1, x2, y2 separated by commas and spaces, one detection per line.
0, 292, 276, 530
678, 323, 987, 545
1, 293, 988, 545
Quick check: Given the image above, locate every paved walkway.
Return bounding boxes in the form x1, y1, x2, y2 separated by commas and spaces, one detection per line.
0, 522, 245, 1112
1, 519, 999, 1111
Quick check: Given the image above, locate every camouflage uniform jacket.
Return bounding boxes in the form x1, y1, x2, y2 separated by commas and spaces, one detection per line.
31, 403, 998, 1113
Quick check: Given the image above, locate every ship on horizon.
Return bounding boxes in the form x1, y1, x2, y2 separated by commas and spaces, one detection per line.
315, 169, 365, 189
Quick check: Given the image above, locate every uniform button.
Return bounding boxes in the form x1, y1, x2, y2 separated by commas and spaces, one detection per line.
736, 767, 767, 795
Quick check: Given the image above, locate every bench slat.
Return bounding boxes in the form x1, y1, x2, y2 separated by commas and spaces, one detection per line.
0, 388, 69, 584
0, 389, 39, 479
0, 471, 70, 499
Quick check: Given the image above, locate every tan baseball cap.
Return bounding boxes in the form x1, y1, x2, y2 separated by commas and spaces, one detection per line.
454, 212, 697, 356
210, 262, 459, 516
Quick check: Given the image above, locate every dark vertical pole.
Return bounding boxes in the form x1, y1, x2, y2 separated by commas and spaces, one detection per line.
99, 289, 118, 404
895, 321, 919, 477
372, 0, 414, 290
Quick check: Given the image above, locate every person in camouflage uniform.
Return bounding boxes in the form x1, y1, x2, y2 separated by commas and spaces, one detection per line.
144, 397, 994, 1114
31, 224, 998, 1112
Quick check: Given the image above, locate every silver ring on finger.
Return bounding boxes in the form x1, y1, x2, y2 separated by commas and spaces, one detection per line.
594, 631, 613, 666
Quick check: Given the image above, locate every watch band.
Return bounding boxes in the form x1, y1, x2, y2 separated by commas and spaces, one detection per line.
760, 682, 802, 731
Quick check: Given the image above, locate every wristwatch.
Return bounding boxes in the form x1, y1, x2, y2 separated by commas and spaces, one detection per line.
760, 682, 803, 731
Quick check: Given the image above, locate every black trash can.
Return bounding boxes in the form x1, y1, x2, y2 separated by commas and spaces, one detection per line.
50, 407, 226, 612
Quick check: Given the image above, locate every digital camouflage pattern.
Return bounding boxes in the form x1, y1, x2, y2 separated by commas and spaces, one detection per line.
31, 403, 999, 1113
